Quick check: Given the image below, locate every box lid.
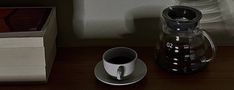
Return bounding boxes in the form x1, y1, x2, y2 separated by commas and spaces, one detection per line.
0, 7, 55, 38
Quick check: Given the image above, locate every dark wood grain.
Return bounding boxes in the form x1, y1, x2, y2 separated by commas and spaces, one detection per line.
0, 46, 233, 90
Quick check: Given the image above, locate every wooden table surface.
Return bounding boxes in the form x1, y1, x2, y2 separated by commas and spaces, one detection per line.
0, 46, 233, 90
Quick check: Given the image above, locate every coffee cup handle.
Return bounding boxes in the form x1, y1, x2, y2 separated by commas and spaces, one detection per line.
117, 66, 124, 80
201, 30, 216, 62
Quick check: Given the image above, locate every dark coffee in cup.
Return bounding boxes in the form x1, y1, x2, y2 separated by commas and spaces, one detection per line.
108, 56, 132, 64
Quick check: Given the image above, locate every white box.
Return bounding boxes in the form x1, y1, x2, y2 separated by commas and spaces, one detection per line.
0, 7, 57, 82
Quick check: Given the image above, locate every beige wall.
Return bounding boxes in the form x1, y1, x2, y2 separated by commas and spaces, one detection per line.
0, 0, 162, 47
1, 0, 233, 47
56, 0, 162, 47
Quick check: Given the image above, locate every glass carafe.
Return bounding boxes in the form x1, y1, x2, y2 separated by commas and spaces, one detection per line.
156, 6, 216, 74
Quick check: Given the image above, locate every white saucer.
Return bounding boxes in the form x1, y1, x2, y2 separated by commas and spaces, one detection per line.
94, 59, 147, 86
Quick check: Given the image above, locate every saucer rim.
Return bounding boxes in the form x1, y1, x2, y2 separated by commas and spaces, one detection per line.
94, 59, 147, 86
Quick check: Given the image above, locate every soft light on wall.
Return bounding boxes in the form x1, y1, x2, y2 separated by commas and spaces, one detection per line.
73, 0, 176, 38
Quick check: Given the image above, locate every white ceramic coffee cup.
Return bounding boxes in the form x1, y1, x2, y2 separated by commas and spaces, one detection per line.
103, 47, 137, 80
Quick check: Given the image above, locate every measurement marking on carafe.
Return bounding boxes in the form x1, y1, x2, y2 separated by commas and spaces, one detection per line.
176, 36, 180, 41
176, 28, 180, 31
173, 58, 178, 61
175, 50, 179, 53
166, 42, 173, 48
175, 46, 179, 49
173, 62, 178, 65
184, 55, 190, 58
184, 45, 189, 49
172, 69, 178, 72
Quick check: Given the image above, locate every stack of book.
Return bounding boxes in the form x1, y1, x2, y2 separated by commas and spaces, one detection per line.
0, 7, 57, 82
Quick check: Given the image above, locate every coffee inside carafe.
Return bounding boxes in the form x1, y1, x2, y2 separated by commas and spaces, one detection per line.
157, 34, 208, 73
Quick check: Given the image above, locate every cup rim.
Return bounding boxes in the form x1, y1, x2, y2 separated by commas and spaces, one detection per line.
102, 47, 138, 65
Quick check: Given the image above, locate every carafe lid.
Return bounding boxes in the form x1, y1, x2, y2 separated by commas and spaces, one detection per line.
162, 6, 202, 31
